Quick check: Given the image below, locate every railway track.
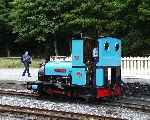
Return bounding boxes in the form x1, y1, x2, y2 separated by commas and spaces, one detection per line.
0, 89, 39, 97
102, 96, 150, 113
0, 104, 121, 120
120, 97, 150, 112
1, 89, 150, 113
0, 87, 150, 120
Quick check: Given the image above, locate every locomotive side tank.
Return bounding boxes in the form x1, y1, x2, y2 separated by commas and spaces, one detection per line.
45, 61, 72, 77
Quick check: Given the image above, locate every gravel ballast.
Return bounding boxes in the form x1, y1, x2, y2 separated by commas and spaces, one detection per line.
0, 95, 150, 120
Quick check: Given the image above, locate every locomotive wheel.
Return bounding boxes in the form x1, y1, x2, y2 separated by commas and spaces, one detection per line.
27, 82, 32, 90
70, 90, 78, 101
80, 94, 93, 102
37, 83, 45, 96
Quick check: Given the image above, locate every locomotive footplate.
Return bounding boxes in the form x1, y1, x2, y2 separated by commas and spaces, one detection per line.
27, 81, 98, 99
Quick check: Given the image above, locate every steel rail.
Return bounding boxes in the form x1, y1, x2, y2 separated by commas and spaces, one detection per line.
1, 89, 150, 113
0, 104, 121, 120
102, 97, 150, 113
0, 89, 39, 97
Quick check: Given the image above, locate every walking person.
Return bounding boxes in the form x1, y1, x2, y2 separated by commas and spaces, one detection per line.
21, 51, 32, 77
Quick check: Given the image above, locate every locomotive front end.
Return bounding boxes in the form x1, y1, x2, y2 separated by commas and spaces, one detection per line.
95, 37, 122, 98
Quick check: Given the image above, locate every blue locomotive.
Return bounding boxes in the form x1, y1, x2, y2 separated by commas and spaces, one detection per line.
27, 35, 122, 99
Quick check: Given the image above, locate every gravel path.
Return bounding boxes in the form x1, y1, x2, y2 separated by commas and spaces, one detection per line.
0, 68, 38, 81
0, 95, 150, 120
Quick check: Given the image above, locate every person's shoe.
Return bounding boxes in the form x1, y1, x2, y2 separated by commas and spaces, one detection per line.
28, 75, 31, 77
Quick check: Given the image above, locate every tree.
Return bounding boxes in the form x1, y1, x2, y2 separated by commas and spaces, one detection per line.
10, 0, 150, 56
0, 0, 14, 56
120, 0, 150, 56
11, 0, 66, 56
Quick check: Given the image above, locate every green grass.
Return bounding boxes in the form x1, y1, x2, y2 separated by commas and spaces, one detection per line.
0, 58, 41, 68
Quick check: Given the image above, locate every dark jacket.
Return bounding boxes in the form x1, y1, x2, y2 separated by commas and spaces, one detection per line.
21, 54, 31, 64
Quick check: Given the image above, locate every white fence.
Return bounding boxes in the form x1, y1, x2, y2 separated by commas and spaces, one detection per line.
121, 57, 150, 79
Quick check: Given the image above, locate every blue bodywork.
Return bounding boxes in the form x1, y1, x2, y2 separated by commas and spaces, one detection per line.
44, 36, 121, 87
72, 39, 87, 86
72, 39, 85, 66
32, 85, 38, 92
97, 37, 121, 66
71, 67, 87, 86
96, 37, 121, 87
45, 61, 72, 76
96, 68, 104, 87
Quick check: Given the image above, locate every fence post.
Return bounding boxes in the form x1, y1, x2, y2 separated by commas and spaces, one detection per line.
141, 57, 144, 75
130, 57, 134, 74
136, 57, 140, 75
121, 57, 125, 75
133, 57, 137, 75
144, 57, 147, 75
127, 57, 130, 75
148, 57, 150, 74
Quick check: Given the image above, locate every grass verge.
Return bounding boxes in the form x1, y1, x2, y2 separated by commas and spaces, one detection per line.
0, 58, 41, 68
